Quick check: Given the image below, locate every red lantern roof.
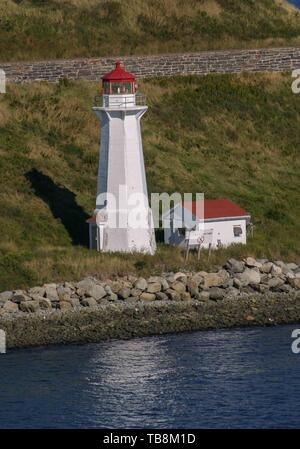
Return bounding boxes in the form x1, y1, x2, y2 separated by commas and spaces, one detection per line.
102, 61, 135, 82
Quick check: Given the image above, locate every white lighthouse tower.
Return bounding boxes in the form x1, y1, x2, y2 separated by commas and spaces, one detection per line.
87, 61, 156, 254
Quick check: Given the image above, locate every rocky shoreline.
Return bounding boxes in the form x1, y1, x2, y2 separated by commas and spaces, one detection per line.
1, 257, 300, 349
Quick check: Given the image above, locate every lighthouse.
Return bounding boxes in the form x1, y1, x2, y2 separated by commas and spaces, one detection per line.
87, 61, 156, 254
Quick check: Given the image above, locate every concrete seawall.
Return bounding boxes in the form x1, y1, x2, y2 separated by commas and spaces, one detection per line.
2, 46, 300, 84
1, 293, 300, 349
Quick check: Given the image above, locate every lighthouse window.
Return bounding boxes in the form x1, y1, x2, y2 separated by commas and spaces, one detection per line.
111, 82, 133, 94
233, 225, 243, 237
103, 81, 110, 94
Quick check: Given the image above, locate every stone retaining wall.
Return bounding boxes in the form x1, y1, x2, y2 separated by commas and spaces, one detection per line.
1, 257, 300, 348
2, 47, 300, 84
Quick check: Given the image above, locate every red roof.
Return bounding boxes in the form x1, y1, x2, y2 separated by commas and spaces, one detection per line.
102, 61, 135, 82
183, 199, 249, 220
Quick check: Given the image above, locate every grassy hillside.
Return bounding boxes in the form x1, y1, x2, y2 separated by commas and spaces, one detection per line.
0, 72, 299, 290
0, 0, 300, 62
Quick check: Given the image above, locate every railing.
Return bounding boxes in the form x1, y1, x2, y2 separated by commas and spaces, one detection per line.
93, 94, 147, 108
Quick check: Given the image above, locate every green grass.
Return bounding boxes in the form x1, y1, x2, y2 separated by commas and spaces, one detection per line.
0, 72, 299, 290
0, 0, 300, 62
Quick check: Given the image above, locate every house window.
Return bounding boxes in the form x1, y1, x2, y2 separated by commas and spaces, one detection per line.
233, 225, 243, 237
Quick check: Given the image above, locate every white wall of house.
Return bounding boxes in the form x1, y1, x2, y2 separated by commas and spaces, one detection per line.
163, 204, 249, 248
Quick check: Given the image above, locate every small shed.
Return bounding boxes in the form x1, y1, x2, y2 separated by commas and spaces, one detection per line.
163, 199, 251, 249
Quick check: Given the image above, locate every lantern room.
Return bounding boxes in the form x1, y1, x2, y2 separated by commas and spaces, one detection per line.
102, 61, 136, 95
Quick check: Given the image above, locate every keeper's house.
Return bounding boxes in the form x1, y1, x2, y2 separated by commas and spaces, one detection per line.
163, 199, 251, 248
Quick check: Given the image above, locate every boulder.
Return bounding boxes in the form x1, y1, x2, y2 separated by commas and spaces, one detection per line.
28, 286, 45, 297
155, 292, 168, 301
245, 257, 262, 268
289, 278, 300, 289
140, 292, 156, 301
147, 282, 161, 294
131, 288, 142, 297
268, 277, 285, 290
12, 293, 31, 303
39, 298, 52, 310
225, 258, 245, 273
203, 270, 229, 289
81, 298, 98, 307
44, 284, 59, 302
0, 291, 13, 302
236, 268, 261, 286
286, 263, 298, 271
57, 286, 72, 302
187, 275, 202, 297
260, 262, 274, 274
173, 272, 187, 284
107, 293, 118, 302
3, 301, 19, 312
118, 288, 131, 300
88, 284, 106, 301
271, 265, 282, 276
134, 278, 148, 291
170, 281, 186, 294
209, 287, 225, 301
70, 297, 81, 307
166, 289, 181, 301
180, 292, 191, 301
225, 287, 240, 298
19, 301, 40, 313
59, 301, 73, 310
198, 291, 210, 301
161, 278, 169, 291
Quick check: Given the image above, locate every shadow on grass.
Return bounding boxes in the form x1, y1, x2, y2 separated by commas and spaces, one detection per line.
25, 169, 89, 247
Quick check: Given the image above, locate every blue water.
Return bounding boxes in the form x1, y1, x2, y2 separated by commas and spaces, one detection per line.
0, 324, 300, 429
289, 0, 300, 7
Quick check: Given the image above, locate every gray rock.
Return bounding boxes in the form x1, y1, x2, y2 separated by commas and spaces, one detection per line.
198, 291, 210, 301
155, 292, 168, 301
203, 270, 230, 288
82, 297, 98, 307
236, 268, 261, 286
286, 263, 298, 271
173, 272, 187, 284
59, 301, 73, 310
147, 282, 161, 293
19, 301, 39, 313
0, 291, 13, 302
225, 287, 240, 297
13, 293, 31, 303
161, 278, 169, 291
187, 275, 202, 297
140, 292, 156, 301
181, 292, 192, 301
268, 277, 285, 290
88, 284, 106, 301
209, 287, 225, 301
39, 298, 52, 309
57, 286, 72, 302
118, 288, 131, 300
166, 289, 181, 301
107, 293, 118, 302
70, 297, 81, 307
28, 286, 45, 297
289, 278, 300, 289
3, 301, 19, 312
225, 258, 245, 273
131, 288, 142, 297
245, 257, 262, 268
271, 265, 283, 276
44, 284, 59, 302
260, 262, 274, 274
134, 278, 148, 291
170, 281, 186, 294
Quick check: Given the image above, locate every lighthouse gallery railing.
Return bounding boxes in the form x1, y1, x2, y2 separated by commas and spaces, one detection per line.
93, 94, 147, 108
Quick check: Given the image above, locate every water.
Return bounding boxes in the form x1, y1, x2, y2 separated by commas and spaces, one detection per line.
0, 324, 300, 429
289, 0, 300, 7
